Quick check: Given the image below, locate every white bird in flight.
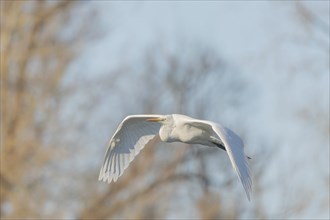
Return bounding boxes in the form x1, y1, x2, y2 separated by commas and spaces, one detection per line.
99, 114, 252, 200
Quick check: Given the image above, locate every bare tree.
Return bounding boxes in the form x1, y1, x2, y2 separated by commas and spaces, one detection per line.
3, 1, 326, 219
1, 1, 95, 218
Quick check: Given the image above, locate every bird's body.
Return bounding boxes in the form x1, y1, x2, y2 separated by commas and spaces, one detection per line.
158, 114, 220, 147
99, 114, 252, 200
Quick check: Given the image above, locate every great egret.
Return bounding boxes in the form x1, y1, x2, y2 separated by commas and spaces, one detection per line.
99, 114, 252, 200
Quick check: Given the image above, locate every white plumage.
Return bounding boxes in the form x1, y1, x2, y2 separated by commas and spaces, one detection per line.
99, 114, 252, 200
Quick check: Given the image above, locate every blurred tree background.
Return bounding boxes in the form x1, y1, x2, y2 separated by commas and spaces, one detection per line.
1, 1, 98, 217
1, 1, 329, 219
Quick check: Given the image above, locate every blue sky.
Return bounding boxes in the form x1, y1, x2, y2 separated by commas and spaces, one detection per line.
65, 1, 329, 218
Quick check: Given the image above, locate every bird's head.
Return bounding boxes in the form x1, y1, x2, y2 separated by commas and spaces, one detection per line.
146, 115, 171, 124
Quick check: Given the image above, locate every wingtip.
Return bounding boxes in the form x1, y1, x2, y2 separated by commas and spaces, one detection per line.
98, 175, 114, 184
98, 167, 104, 181
246, 190, 251, 201
98, 166, 114, 184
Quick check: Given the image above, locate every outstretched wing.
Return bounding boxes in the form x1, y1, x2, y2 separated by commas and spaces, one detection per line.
210, 122, 252, 200
99, 115, 162, 183
189, 119, 252, 200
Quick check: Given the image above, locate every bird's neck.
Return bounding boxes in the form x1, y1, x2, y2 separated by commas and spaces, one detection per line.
159, 124, 176, 142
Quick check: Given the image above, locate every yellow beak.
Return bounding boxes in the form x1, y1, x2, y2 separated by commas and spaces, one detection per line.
147, 117, 163, 122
